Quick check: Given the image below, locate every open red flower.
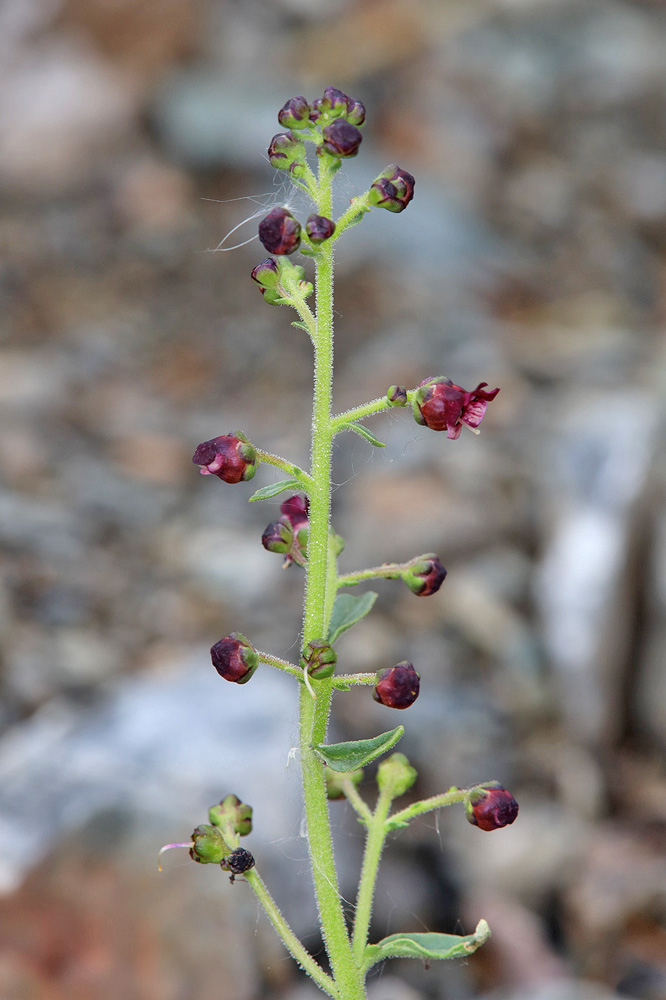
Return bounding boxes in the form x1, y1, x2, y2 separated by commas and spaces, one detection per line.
413, 377, 500, 439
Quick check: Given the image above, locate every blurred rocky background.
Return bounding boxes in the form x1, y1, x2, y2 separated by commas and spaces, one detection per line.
1, 0, 665, 998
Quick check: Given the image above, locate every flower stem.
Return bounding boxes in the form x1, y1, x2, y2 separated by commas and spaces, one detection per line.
337, 563, 403, 588
253, 449, 313, 489
351, 786, 393, 964
331, 396, 393, 432
298, 156, 366, 1000
256, 651, 302, 680
332, 672, 376, 689
245, 868, 340, 999
387, 786, 469, 830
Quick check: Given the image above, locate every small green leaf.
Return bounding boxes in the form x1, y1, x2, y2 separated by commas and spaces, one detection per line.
248, 479, 300, 502
362, 920, 490, 973
327, 591, 378, 645
291, 321, 310, 332
312, 726, 403, 772
344, 422, 386, 447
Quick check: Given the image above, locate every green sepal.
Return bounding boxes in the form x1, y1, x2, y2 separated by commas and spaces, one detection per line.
299, 246, 319, 258
312, 725, 403, 772
362, 920, 491, 973
327, 591, 378, 645
344, 422, 386, 448
248, 479, 300, 502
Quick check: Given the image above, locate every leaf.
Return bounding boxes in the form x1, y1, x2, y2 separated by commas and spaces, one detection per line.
291, 321, 310, 332
344, 422, 386, 448
362, 920, 490, 973
312, 726, 403, 772
248, 479, 300, 502
327, 591, 378, 645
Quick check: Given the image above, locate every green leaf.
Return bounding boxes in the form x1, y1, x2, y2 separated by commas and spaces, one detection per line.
344, 422, 386, 448
291, 321, 310, 332
327, 591, 378, 645
248, 479, 300, 502
312, 726, 403, 772
362, 920, 490, 973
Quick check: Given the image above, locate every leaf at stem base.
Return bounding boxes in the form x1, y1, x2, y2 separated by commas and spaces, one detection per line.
362, 919, 491, 973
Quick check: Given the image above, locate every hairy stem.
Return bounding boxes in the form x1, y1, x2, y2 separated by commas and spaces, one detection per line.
331, 396, 393, 432
351, 786, 393, 964
245, 868, 340, 999
387, 786, 469, 829
337, 563, 403, 587
299, 157, 366, 1000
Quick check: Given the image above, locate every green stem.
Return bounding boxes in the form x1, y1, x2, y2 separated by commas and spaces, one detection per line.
245, 868, 340, 999
387, 786, 468, 829
253, 449, 313, 489
256, 651, 302, 680
332, 672, 376, 690
351, 787, 393, 964
337, 563, 403, 588
279, 267, 318, 340
341, 777, 373, 824
329, 193, 373, 246
331, 396, 393, 433
298, 156, 366, 1000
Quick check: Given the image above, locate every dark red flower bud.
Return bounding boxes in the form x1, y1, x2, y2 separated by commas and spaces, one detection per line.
250, 257, 280, 289
402, 554, 447, 597
192, 433, 259, 483
190, 825, 227, 864
465, 782, 519, 832
277, 96, 311, 129
261, 519, 294, 555
305, 214, 336, 244
210, 633, 259, 684
258, 207, 301, 255
260, 497, 310, 567
369, 165, 416, 213
280, 494, 309, 530
319, 120, 363, 159
321, 86, 351, 114
267, 132, 306, 173
373, 661, 420, 709
413, 377, 500, 439
220, 846, 255, 880
387, 384, 408, 406
346, 99, 366, 127
300, 639, 337, 679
